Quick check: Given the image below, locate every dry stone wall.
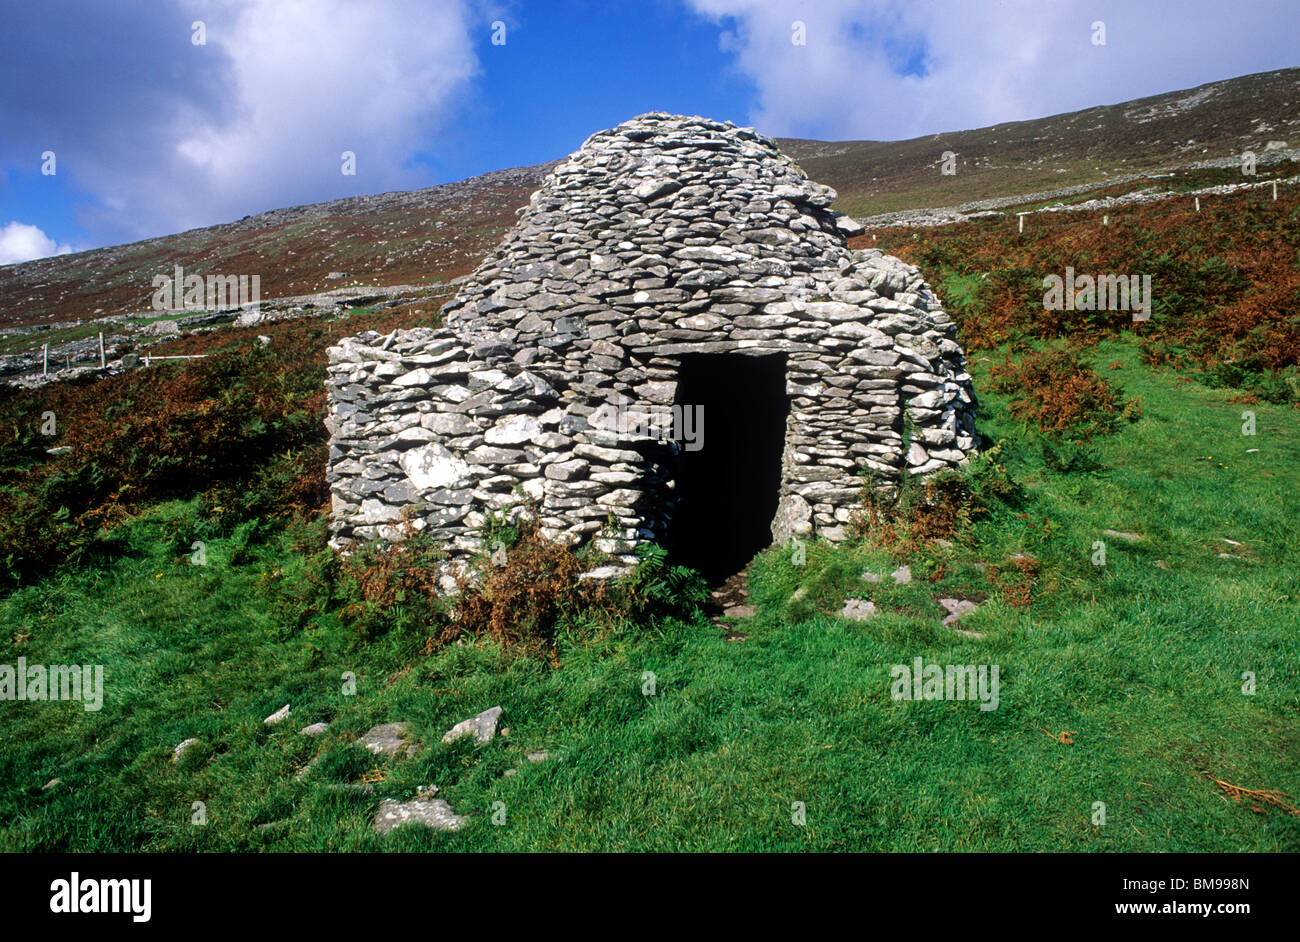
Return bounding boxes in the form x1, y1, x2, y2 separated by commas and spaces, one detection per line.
326, 113, 977, 563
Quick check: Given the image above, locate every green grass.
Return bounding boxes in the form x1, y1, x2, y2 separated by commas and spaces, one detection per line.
0, 312, 216, 356
2, 337, 1297, 851
0, 324, 108, 356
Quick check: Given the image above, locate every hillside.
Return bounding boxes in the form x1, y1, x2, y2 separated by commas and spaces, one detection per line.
1, 67, 1297, 346
782, 66, 1300, 219
0, 163, 554, 334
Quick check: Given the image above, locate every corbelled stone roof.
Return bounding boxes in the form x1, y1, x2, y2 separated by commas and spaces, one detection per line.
325, 113, 977, 565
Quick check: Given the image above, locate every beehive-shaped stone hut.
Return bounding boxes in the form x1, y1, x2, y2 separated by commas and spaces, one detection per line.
326, 113, 976, 578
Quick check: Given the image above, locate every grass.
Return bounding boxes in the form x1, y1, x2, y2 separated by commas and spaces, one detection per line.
0, 311, 229, 357
3, 337, 1297, 852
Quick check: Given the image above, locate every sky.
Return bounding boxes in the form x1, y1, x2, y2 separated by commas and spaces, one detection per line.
0, 0, 1296, 264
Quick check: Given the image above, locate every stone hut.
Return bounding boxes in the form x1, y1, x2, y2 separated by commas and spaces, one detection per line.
325, 113, 977, 579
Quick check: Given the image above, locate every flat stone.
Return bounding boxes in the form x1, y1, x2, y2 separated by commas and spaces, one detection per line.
263, 704, 291, 725
359, 499, 403, 524
578, 565, 629, 581
891, 565, 912, 584
373, 797, 466, 834
358, 722, 419, 758
544, 458, 588, 481
400, 442, 471, 490
485, 414, 540, 445
299, 722, 329, 737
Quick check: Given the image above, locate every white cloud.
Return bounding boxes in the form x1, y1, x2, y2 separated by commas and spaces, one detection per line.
55, 0, 483, 243
684, 0, 1300, 141
0, 221, 73, 265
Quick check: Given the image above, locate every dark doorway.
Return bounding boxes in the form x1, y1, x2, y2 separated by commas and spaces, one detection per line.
667, 353, 789, 583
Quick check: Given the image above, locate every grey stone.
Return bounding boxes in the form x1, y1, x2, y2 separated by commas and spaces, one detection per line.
373, 797, 466, 834
441, 706, 503, 744
358, 722, 419, 758
938, 597, 980, 627
578, 565, 629, 581
141, 319, 181, 337
1103, 529, 1141, 542
545, 458, 589, 481
172, 738, 200, 763
840, 599, 877, 620
484, 414, 540, 444
771, 492, 813, 543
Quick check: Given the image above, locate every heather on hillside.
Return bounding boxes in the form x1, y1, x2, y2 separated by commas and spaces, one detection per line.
876, 178, 1300, 403
0, 306, 429, 586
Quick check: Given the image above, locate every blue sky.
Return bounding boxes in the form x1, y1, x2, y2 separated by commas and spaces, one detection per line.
1, 0, 1296, 263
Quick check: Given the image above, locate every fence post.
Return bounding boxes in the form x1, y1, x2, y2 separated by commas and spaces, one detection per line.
99, 332, 106, 369
42, 344, 48, 376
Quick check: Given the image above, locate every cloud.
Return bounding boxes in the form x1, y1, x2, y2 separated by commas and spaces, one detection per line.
0, 222, 74, 265
683, 0, 1300, 141
0, 0, 482, 246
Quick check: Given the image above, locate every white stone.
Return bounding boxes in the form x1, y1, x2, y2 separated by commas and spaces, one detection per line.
840, 599, 877, 620
485, 414, 541, 445
373, 797, 465, 834
400, 442, 471, 490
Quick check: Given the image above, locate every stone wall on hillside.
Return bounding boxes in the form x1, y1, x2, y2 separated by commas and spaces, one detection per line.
325, 113, 977, 564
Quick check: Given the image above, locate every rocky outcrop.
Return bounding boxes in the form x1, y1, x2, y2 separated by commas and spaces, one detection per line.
326, 113, 977, 562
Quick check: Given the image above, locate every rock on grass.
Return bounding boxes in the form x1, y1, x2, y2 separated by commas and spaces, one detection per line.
441, 706, 503, 745
373, 796, 465, 834
359, 722, 419, 758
